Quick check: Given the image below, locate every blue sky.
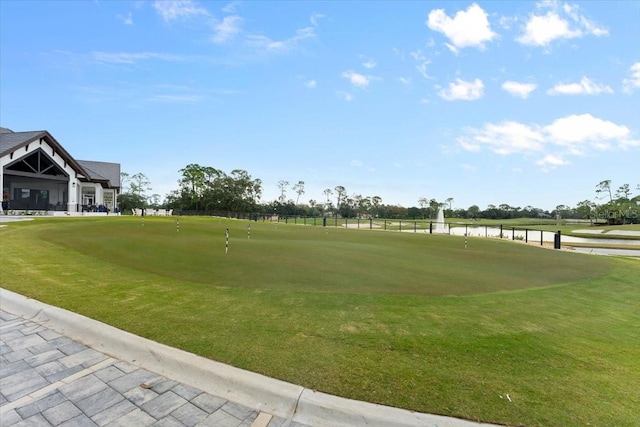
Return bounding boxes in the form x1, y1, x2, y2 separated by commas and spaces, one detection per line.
1, 1, 639, 211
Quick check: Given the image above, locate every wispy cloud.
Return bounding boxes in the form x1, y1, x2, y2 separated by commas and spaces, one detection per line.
439, 78, 484, 101
117, 12, 133, 25
222, 1, 241, 14
342, 70, 373, 88
536, 154, 568, 168
310, 13, 325, 27
351, 159, 375, 172
547, 76, 613, 95
305, 79, 317, 88
153, 0, 210, 22
410, 50, 432, 79
362, 58, 377, 69
92, 51, 186, 64
151, 94, 204, 103
337, 91, 354, 102
246, 26, 315, 52
212, 15, 242, 44
427, 3, 497, 53
623, 62, 640, 93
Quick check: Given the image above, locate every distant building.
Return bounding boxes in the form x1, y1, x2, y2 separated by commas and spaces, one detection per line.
0, 127, 120, 214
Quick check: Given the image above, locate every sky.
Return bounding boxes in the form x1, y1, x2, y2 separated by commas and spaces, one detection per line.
1, 0, 639, 211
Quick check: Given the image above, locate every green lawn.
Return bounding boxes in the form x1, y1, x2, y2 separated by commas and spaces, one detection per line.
1, 216, 638, 426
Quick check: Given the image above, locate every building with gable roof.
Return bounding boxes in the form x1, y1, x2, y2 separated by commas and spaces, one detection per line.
0, 127, 120, 214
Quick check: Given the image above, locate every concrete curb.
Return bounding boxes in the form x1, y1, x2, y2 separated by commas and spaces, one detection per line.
1, 288, 498, 427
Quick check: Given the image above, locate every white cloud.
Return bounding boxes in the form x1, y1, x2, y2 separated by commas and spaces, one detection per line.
212, 15, 242, 44
398, 77, 411, 85
92, 52, 185, 64
153, 0, 210, 22
536, 154, 568, 168
362, 59, 377, 69
427, 3, 497, 52
337, 91, 354, 102
117, 12, 133, 25
152, 94, 203, 103
547, 77, 613, 95
462, 121, 545, 155
458, 113, 635, 169
410, 50, 432, 79
517, 2, 608, 47
304, 80, 317, 88
222, 1, 241, 13
501, 81, 537, 98
246, 26, 315, 52
544, 113, 629, 146
623, 62, 640, 93
310, 13, 325, 27
342, 71, 371, 88
439, 78, 484, 101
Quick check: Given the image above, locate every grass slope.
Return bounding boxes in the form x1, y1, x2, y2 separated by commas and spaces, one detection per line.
1, 217, 638, 426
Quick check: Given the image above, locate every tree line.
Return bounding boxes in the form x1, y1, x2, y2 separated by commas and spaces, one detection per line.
117, 166, 639, 224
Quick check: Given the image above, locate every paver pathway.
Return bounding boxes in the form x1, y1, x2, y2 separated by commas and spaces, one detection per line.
0, 310, 307, 427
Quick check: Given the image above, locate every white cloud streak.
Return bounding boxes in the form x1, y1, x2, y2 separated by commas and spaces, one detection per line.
246, 27, 315, 52
212, 15, 242, 44
458, 113, 636, 169
153, 0, 210, 22
623, 62, 640, 93
547, 77, 613, 95
501, 81, 537, 98
92, 52, 186, 64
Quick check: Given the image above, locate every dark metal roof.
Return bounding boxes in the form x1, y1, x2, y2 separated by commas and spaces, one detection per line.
77, 160, 121, 188
0, 130, 48, 156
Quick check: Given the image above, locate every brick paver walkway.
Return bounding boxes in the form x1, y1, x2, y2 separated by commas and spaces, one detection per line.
0, 310, 307, 427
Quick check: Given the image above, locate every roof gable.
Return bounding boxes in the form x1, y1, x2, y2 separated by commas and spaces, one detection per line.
1, 128, 120, 188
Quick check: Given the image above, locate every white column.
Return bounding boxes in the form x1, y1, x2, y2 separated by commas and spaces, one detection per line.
67, 180, 77, 212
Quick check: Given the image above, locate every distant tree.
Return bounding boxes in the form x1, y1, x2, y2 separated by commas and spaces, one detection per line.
322, 188, 333, 211
429, 198, 440, 219
148, 194, 162, 208
418, 197, 428, 219
120, 172, 130, 192
117, 171, 150, 213
407, 206, 421, 218
292, 180, 305, 205
576, 200, 596, 225
277, 180, 289, 204
616, 183, 631, 201
596, 180, 613, 202
445, 197, 454, 210
130, 173, 151, 198
371, 196, 382, 217
334, 186, 347, 211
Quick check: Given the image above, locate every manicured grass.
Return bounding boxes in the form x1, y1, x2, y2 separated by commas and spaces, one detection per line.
1, 217, 639, 426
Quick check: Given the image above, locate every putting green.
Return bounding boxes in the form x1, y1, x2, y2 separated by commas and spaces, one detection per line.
2, 217, 638, 426
38, 217, 611, 296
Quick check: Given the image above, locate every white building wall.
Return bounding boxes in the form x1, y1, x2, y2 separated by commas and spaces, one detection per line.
0, 137, 81, 212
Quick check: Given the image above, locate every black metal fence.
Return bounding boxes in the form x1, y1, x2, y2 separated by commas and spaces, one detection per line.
176, 211, 564, 249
